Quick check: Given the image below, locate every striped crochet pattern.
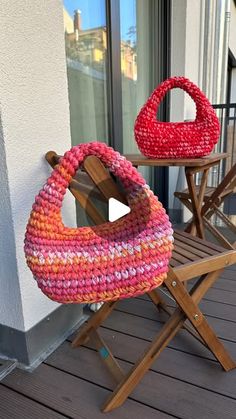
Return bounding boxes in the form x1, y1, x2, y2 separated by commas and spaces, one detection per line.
24, 142, 173, 304
134, 76, 220, 158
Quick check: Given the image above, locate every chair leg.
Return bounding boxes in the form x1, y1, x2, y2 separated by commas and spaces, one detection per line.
185, 169, 205, 238
149, 288, 207, 346
164, 273, 236, 371
203, 217, 234, 249
72, 301, 118, 348
103, 270, 236, 412
214, 206, 236, 233
102, 307, 186, 412
147, 289, 168, 311
90, 329, 125, 383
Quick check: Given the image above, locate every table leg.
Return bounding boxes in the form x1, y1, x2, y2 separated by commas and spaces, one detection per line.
184, 168, 209, 239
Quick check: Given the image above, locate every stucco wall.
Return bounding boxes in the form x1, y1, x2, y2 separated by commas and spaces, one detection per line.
231, 68, 236, 102
0, 0, 76, 331
230, 0, 236, 58
170, 0, 231, 221
169, 0, 202, 214
230, 2, 236, 103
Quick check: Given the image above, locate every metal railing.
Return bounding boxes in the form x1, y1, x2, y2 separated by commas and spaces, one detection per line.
195, 103, 236, 224
196, 103, 236, 188
213, 103, 236, 171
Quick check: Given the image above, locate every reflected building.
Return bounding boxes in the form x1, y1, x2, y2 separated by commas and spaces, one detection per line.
63, 8, 137, 80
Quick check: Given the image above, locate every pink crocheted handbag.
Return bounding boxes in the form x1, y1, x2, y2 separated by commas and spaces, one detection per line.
134, 76, 220, 158
24, 142, 173, 304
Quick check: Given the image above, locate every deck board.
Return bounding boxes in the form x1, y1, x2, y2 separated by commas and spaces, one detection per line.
45, 342, 236, 419
137, 294, 236, 325
2, 364, 173, 419
114, 298, 236, 342
0, 266, 236, 418
0, 385, 66, 418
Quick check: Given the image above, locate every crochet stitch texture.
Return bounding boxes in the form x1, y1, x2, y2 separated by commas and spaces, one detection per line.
134, 76, 220, 158
24, 142, 173, 304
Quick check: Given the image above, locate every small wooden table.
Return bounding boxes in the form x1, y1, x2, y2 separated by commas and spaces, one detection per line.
125, 153, 229, 239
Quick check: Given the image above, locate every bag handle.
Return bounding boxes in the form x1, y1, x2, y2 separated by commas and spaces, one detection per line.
34, 142, 146, 217
144, 76, 214, 121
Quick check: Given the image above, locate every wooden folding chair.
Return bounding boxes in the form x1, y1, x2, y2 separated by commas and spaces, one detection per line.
46, 150, 236, 413
175, 163, 236, 249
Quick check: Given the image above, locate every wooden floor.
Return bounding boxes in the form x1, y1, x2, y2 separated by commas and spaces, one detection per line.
1, 265, 236, 418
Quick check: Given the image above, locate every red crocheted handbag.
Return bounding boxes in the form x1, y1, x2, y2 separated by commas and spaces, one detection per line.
24, 142, 173, 304
134, 76, 220, 158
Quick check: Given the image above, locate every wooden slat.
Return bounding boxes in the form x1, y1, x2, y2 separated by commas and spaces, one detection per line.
172, 251, 236, 282
113, 300, 236, 344
173, 238, 207, 258
203, 287, 236, 306
221, 268, 236, 278
139, 290, 236, 324
105, 308, 236, 359
175, 186, 216, 199
169, 258, 180, 268
64, 330, 236, 400
173, 232, 218, 256
2, 364, 174, 419
0, 385, 65, 419
172, 244, 199, 261
44, 342, 236, 419
174, 230, 224, 253
171, 250, 191, 265
204, 277, 236, 293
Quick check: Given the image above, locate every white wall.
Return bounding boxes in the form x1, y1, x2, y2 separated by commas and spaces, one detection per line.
229, 0, 236, 58
231, 68, 236, 102
170, 0, 231, 221
230, 1, 236, 103
169, 0, 202, 214
0, 0, 76, 331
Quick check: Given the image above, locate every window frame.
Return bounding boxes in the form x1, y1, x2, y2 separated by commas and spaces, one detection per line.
106, 0, 171, 206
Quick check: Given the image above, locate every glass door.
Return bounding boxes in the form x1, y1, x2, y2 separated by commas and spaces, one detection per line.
120, 0, 170, 202
63, 0, 108, 145
63, 0, 170, 206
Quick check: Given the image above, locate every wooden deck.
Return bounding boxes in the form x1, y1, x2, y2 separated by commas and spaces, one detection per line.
1, 266, 236, 418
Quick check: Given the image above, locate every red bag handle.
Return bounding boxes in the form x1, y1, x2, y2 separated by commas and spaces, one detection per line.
144, 76, 214, 121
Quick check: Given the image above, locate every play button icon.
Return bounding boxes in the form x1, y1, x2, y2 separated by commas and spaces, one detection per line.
84, 175, 151, 240
108, 197, 131, 222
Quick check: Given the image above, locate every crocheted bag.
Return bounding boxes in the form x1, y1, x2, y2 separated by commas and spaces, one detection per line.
134, 76, 220, 158
24, 142, 173, 304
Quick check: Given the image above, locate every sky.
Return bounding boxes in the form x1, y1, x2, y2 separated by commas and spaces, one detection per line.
63, 0, 136, 41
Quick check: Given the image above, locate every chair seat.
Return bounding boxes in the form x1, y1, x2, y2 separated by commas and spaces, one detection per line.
174, 186, 216, 200
171, 229, 236, 281
174, 185, 233, 200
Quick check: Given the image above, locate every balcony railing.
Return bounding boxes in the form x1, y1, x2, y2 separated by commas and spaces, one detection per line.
213, 103, 236, 172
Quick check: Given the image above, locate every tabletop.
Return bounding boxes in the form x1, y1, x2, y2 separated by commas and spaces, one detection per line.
124, 152, 229, 167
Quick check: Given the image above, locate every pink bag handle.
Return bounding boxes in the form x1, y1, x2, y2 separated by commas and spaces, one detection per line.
144, 76, 214, 121
33, 142, 145, 220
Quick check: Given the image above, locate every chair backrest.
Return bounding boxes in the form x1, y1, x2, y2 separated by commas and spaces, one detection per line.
46, 151, 126, 225
202, 162, 236, 216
